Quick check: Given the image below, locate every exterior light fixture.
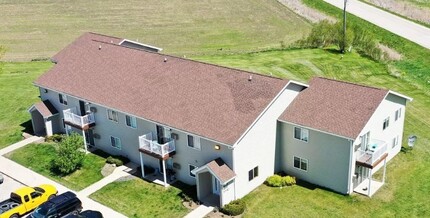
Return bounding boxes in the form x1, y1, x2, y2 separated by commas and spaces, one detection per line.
214, 145, 221, 150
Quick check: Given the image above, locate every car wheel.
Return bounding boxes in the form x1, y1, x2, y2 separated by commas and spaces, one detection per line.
48, 194, 56, 200
10, 213, 19, 218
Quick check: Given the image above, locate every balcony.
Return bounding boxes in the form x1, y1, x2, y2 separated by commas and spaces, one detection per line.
356, 139, 388, 169
138, 132, 175, 160
63, 109, 96, 130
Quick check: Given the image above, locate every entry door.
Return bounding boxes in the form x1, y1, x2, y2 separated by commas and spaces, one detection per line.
85, 129, 95, 146
79, 100, 86, 116
156, 125, 165, 144
212, 176, 220, 195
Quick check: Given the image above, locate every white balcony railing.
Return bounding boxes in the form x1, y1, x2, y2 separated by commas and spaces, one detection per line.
63, 109, 95, 128
357, 139, 388, 165
139, 133, 175, 157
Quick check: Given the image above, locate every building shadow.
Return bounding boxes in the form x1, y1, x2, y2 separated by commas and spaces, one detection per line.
20, 120, 34, 135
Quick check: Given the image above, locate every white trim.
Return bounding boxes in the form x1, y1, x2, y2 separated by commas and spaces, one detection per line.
119, 39, 163, 52
187, 134, 201, 150
347, 139, 354, 194
388, 90, 413, 102
278, 120, 354, 140
293, 126, 309, 143
248, 166, 259, 181
125, 114, 137, 129
293, 156, 308, 172
233, 80, 307, 146
188, 164, 197, 178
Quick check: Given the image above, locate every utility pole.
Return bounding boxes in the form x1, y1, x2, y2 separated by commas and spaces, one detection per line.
342, 0, 348, 53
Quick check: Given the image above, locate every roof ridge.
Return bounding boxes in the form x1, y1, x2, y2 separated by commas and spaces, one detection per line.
92, 39, 286, 82
315, 77, 388, 92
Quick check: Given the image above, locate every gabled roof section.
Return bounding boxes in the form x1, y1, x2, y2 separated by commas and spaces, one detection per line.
35, 32, 288, 145
29, 100, 58, 118
279, 77, 390, 139
192, 158, 235, 184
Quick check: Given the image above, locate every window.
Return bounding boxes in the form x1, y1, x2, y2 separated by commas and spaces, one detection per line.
392, 135, 399, 148
187, 135, 201, 150
110, 136, 121, 150
107, 109, 118, 122
189, 165, 197, 178
395, 108, 402, 121
383, 117, 390, 130
30, 192, 41, 199
125, 115, 137, 128
293, 156, 308, 171
248, 166, 259, 181
294, 127, 309, 142
24, 195, 30, 202
58, 94, 67, 105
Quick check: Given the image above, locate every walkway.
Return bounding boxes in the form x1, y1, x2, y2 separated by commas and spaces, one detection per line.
0, 138, 130, 218
324, 0, 430, 49
0, 136, 43, 155
184, 204, 214, 218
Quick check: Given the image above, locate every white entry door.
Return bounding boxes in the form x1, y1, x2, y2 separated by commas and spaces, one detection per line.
212, 176, 220, 195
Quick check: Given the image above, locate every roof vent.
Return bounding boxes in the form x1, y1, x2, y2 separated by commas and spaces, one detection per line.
98, 45, 101, 50
164, 57, 167, 62
110, 40, 113, 44
248, 75, 253, 81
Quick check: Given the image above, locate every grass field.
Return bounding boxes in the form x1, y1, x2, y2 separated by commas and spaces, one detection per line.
0, 61, 53, 149
195, 48, 430, 217
90, 179, 190, 218
5, 143, 106, 191
0, 0, 310, 61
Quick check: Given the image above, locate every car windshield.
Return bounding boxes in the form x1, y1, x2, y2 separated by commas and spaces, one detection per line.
32, 205, 49, 217
33, 187, 46, 193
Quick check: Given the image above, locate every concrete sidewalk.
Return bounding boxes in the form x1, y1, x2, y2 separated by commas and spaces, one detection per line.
0, 136, 44, 155
184, 204, 214, 218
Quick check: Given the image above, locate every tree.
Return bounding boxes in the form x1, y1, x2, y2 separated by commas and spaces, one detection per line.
52, 133, 85, 175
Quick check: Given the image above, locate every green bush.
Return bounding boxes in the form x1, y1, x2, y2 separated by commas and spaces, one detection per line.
266, 175, 296, 187
46, 134, 65, 143
221, 199, 246, 216
106, 155, 129, 166
265, 175, 283, 187
52, 133, 85, 175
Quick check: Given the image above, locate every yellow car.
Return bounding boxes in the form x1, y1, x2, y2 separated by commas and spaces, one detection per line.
0, 184, 57, 218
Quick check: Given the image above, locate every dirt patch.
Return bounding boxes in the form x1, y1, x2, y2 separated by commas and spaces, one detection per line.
182, 201, 200, 210
378, 44, 402, 61
101, 163, 116, 177
364, 0, 430, 24
278, 0, 336, 23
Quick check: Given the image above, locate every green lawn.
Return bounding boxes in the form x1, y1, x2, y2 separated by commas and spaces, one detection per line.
0, 61, 53, 149
0, 0, 310, 61
90, 179, 190, 218
195, 48, 430, 217
5, 143, 106, 191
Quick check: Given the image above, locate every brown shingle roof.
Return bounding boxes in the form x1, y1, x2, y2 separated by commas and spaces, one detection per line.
32, 100, 58, 118
279, 77, 388, 139
35, 32, 288, 145
205, 158, 236, 184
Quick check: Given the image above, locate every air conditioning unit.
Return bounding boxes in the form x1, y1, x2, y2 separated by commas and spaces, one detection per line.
90, 107, 97, 113
171, 133, 179, 140
173, 162, 181, 170
93, 133, 100, 139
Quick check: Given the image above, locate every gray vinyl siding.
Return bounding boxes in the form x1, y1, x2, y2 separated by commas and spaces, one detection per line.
278, 121, 352, 194
39, 87, 233, 185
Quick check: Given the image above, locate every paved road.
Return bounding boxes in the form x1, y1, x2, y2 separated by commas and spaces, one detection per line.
324, 0, 430, 49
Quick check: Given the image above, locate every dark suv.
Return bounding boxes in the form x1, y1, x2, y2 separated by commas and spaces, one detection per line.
30, 191, 82, 218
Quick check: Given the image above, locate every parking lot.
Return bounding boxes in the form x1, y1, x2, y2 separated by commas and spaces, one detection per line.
0, 172, 26, 201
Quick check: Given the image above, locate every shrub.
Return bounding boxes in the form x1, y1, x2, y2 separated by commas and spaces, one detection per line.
221, 199, 246, 216
265, 175, 283, 187
46, 134, 65, 143
106, 155, 129, 166
52, 133, 85, 175
282, 176, 297, 186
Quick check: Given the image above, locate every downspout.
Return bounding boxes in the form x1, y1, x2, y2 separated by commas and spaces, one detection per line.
231, 146, 237, 201
347, 139, 354, 194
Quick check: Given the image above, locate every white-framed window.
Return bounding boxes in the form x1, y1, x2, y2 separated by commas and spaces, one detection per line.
395, 108, 402, 121
392, 135, 399, 148
107, 109, 118, 122
110, 136, 121, 150
294, 156, 308, 171
125, 115, 137, 128
294, 127, 309, 142
383, 117, 390, 130
189, 165, 197, 178
58, 94, 68, 105
248, 166, 259, 181
187, 135, 201, 150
